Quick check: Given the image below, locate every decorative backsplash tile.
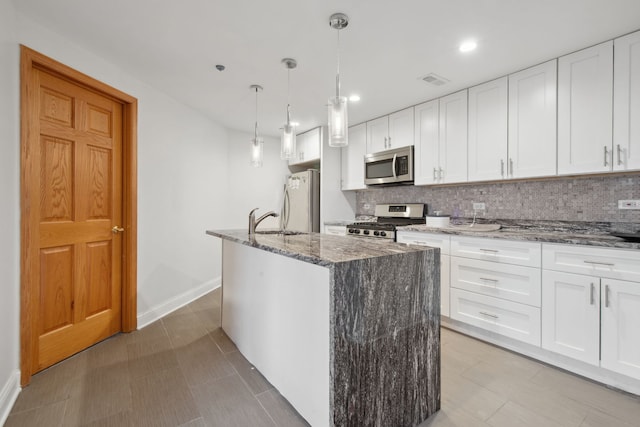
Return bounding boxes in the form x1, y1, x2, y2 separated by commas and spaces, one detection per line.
356, 174, 640, 224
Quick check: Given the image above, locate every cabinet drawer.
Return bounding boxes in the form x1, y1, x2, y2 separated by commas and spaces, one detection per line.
396, 231, 451, 255
451, 257, 541, 306
451, 236, 541, 267
543, 243, 640, 281
450, 288, 541, 346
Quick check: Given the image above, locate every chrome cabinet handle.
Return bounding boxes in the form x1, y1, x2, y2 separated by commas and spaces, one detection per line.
604, 146, 609, 167
617, 144, 623, 166
480, 277, 499, 283
112, 226, 125, 233
604, 285, 610, 308
590, 283, 595, 305
439, 167, 444, 180
388, 137, 391, 148
584, 260, 614, 267
480, 248, 499, 253
479, 311, 499, 319
501, 159, 505, 177
509, 158, 514, 176
433, 168, 438, 181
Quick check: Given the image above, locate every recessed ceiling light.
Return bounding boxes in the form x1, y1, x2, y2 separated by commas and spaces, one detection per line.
459, 40, 477, 53
349, 94, 361, 102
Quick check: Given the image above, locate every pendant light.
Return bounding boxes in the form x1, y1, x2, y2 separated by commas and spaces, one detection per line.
281, 58, 297, 160
249, 84, 264, 167
328, 13, 349, 147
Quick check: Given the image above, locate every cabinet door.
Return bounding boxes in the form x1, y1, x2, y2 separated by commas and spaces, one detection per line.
614, 30, 640, 171
439, 90, 468, 183
558, 41, 613, 174
508, 60, 558, 178
366, 116, 389, 153
396, 231, 451, 316
341, 123, 366, 190
541, 270, 600, 365
289, 131, 308, 166
414, 100, 440, 185
468, 77, 508, 181
600, 278, 640, 380
388, 107, 414, 149
304, 127, 321, 162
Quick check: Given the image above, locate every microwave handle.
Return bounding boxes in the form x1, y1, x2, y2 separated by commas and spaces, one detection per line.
392, 153, 397, 179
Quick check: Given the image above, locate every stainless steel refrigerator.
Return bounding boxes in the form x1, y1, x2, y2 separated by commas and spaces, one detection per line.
281, 169, 320, 233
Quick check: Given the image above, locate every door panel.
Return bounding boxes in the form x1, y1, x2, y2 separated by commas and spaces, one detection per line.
31, 68, 123, 372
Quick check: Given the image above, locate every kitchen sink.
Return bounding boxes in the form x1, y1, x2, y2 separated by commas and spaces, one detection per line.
445, 224, 502, 232
255, 230, 307, 236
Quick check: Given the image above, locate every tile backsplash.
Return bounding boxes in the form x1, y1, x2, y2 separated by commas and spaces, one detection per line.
356, 174, 640, 223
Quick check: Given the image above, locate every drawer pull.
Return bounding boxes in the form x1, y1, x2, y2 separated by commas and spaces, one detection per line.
605, 285, 610, 308
583, 260, 615, 267
479, 311, 499, 319
480, 248, 499, 253
412, 241, 427, 246
590, 283, 595, 305
479, 277, 499, 283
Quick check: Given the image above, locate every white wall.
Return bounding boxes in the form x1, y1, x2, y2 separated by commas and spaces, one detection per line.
13, 13, 233, 325
225, 130, 290, 229
0, 0, 21, 422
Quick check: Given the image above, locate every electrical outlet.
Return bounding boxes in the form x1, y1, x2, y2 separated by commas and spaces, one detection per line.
618, 200, 640, 209
473, 202, 486, 210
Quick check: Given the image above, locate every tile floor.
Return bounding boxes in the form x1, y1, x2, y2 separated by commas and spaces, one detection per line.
6, 288, 640, 426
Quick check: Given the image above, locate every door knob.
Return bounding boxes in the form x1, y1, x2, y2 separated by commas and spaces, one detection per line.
112, 226, 125, 234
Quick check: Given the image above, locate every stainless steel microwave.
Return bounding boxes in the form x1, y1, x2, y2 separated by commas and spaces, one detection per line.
364, 146, 414, 185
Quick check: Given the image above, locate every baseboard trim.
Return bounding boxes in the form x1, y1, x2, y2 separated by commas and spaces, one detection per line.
137, 278, 221, 329
0, 370, 21, 425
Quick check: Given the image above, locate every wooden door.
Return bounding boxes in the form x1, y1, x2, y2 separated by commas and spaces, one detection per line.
21, 46, 138, 383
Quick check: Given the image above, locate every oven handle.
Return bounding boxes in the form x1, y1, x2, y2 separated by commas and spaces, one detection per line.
392, 153, 397, 179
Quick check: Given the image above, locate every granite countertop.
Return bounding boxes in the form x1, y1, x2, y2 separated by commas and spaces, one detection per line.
399, 219, 640, 250
323, 220, 354, 226
206, 229, 436, 267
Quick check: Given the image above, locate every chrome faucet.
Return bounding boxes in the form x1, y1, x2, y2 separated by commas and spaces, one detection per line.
248, 208, 279, 235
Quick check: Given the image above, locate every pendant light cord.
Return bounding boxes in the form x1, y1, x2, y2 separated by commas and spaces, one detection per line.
335, 30, 341, 98
254, 87, 259, 139
286, 68, 291, 123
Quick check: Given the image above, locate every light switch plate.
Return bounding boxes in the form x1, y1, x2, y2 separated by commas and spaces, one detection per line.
618, 200, 640, 209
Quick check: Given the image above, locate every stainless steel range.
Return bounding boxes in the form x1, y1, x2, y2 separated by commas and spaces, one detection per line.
347, 203, 426, 240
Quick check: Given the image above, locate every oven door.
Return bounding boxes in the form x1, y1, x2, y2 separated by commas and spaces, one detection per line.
364, 146, 414, 185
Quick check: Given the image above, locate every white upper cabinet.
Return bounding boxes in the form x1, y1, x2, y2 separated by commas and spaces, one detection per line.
366, 107, 414, 153
415, 91, 468, 185
614, 30, 640, 171
341, 123, 366, 190
508, 60, 558, 178
414, 99, 440, 185
439, 90, 468, 184
289, 127, 321, 166
558, 41, 614, 174
468, 77, 508, 181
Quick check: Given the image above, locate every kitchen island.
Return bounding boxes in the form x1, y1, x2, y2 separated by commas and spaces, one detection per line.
206, 229, 440, 427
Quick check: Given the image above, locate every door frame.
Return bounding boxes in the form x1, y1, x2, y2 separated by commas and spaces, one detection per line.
20, 46, 138, 386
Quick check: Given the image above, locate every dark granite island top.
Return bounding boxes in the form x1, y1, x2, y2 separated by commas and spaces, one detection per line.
207, 229, 440, 427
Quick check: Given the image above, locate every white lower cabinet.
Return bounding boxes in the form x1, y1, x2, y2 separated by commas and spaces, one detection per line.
542, 244, 640, 380
396, 231, 450, 317
450, 288, 541, 346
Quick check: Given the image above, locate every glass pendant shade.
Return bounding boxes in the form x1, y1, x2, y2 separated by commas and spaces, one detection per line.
328, 95, 348, 147
250, 136, 264, 167
281, 122, 296, 159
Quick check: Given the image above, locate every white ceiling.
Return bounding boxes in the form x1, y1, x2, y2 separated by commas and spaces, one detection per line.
13, 0, 640, 137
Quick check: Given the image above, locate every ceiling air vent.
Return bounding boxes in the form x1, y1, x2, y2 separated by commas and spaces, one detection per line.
421, 73, 449, 86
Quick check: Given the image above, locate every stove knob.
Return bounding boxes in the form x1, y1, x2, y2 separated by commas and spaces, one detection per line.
380, 231, 387, 237
354, 229, 361, 234
348, 228, 355, 234
363, 230, 370, 235
373, 231, 380, 236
